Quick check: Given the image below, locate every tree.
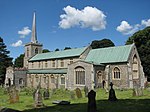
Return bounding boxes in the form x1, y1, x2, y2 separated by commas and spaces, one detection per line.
55, 48, 59, 51
90, 38, 115, 49
42, 49, 50, 53
0, 37, 13, 84
64, 47, 71, 50
14, 54, 24, 67
126, 26, 150, 78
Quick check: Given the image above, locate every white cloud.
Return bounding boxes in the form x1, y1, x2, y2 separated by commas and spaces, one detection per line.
59, 6, 106, 31
116, 21, 140, 35
18, 27, 31, 38
11, 40, 23, 47
117, 19, 150, 35
141, 19, 150, 27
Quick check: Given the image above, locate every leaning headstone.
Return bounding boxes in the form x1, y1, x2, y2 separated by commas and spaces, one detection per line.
108, 82, 117, 101
34, 89, 44, 107
75, 88, 82, 98
43, 89, 49, 100
9, 86, 19, 103
84, 86, 89, 97
87, 90, 96, 112
70, 91, 75, 100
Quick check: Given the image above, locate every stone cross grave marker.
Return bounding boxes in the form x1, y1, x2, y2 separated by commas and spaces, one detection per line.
75, 88, 82, 98
108, 82, 117, 101
87, 90, 96, 112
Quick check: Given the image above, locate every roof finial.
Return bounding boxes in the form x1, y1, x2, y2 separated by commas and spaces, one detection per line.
31, 11, 38, 43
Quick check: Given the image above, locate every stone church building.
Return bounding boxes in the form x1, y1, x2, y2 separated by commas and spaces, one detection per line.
5, 13, 146, 90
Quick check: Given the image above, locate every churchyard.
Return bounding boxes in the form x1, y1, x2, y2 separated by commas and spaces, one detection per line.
0, 86, 150, 112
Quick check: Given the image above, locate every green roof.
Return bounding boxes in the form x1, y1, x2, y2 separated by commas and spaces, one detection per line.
85, 44, 133, 64
28, 68, 67, 74
29, 47, 87, 61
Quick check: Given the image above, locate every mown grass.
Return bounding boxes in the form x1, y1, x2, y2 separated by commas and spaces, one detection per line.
0, 87, 150, 112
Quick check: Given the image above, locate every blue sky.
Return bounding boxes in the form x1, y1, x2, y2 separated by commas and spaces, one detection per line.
0, 0, 150, 60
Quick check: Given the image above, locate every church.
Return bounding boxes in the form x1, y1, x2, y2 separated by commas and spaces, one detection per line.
5, 13, 146, 90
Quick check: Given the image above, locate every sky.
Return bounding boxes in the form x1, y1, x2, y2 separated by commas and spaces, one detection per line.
0, 0, 150, 60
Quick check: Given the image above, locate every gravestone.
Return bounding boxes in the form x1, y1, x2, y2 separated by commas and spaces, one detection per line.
133, 87, 143, 96
87, 90, 96, 112
84, 86, 89, 97
34, 88, 43, 107
43, 89, 49, 100
75, 88, 82, 98
33, 89, 36, 100
70, 91, 75, 100
9, 86, 19, 103
108, 82, 117, 101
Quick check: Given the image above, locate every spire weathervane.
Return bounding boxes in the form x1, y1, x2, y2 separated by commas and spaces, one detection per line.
31, 12, 38, 43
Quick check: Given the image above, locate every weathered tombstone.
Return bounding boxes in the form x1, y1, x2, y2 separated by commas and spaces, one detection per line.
108, 82, 117, 101
34, 88, 43, 107
75, 88, 82, 98
87, 90, 96, 112
70, 91, 75, 100
84, 86, 89, 97
9, 86, 19, 103
33, 89, 36, 100
43, 89, 49, 100
133, 87, 143, 96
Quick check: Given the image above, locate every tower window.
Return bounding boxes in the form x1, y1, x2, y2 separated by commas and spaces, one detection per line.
27, 47, 29, 57
35, 48, 38, 54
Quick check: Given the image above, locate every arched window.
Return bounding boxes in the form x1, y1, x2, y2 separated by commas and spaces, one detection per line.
27, 47, 29, 57
61, 74, 65, 85
113, 67, 121, 79
75, 66, 85, 85
51, 74, 55, 83
19, 78, 24, 84
132, 55, 139, 79
35, 48, 38, 54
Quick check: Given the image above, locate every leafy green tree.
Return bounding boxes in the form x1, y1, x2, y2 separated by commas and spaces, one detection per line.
14, 54, 24, 67
0, 37, 13, 84
42, 49, 50, 53
64, 47, 71, 50
91, 38, 115, 49
126, 26, 150, 78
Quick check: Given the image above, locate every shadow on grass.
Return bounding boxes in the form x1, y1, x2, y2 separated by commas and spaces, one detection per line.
22, 99, 150, 112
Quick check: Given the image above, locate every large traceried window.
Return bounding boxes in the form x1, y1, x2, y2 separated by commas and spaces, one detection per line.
113, 67, 121, 79
75, 66, 85, 85
132, 55, 139, 79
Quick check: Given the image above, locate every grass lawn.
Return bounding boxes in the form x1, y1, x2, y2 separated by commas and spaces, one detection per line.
0, 88, 150, 112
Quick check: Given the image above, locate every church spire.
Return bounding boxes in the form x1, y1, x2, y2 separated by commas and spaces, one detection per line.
31, 12, 38, 43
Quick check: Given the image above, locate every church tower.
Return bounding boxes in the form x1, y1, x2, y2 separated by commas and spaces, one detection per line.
24, 12, 43, 68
